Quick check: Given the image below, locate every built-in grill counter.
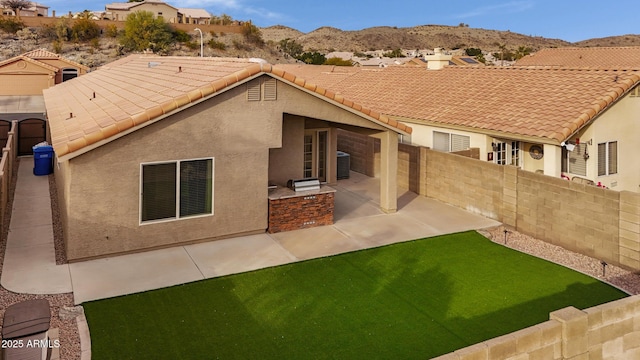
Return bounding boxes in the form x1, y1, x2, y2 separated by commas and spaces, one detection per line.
268, 178, 336, 233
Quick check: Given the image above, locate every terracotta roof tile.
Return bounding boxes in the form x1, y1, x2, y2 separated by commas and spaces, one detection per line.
44, 55, 410, 158
514, 47, 640, 69
276, 64, 640, 144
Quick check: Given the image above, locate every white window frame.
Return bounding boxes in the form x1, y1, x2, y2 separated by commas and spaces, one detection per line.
493, 140, 522, 167
139, 157, 214, 225
433, 131, 470, 152
597, 141, 617, 176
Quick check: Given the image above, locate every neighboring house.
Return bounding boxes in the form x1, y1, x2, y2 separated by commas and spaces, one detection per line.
104, 0, 211, 24
105, 0, 179, 22
42, 55, 410, 261
277, 64, 640, 192
1, 2, 48, 17
178, 8, 211, 24
514, 46, 640, 69
0, 49, 88, 154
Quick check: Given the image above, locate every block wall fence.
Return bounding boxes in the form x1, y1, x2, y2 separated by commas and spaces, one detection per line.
433, 295, 640, 360
337, 130, 640, 272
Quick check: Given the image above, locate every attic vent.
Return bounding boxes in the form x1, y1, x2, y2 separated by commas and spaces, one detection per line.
247, 81, 261, 101
630, 86, 640, 98
263, 78, 277, 101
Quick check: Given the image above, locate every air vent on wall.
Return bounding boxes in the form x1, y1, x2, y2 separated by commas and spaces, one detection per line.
263, 78, 277, 101
247, 81, 261, 101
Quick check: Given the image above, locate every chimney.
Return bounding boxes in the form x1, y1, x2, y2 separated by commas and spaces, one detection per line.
423, 48, 452, 70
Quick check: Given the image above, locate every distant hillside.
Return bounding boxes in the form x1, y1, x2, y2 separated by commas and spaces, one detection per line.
262, 24, 640, 53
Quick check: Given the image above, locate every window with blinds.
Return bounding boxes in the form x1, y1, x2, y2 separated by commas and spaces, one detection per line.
433, 131, 470, 152
598, 141, 617, 176
141, 158, 213, 223
568, 143, 587, 176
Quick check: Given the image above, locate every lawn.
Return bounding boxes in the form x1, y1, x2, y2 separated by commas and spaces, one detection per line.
83, 231, 627, 359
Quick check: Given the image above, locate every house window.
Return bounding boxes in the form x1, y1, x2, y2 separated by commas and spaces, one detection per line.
598, 141, 617, 176
567, 143, 587, 176
433, 131, 470, 152
493, 140, 521, 167
141, 158, 213, 223
62, 68, 78, 82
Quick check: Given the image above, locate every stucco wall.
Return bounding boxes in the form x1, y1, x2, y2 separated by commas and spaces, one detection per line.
109, 5, 179, 23
268, 114, 304, 186
60, 75, 394, 260
0, 61, 55, 95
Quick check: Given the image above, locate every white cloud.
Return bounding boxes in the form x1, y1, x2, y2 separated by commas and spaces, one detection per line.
455, 1, 534, 19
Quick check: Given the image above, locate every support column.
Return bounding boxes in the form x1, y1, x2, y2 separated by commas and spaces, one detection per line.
543, 143, 562, 177
372, 130, 398, 213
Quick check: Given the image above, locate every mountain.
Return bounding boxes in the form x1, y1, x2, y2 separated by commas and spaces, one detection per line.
262, 24, 640, 53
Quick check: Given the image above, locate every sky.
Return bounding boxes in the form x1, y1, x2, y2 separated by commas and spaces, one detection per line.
48, 0, 638, 43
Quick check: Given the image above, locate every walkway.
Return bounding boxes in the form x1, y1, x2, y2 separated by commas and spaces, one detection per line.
1, 160, 499, 304
1, 157, 72, 294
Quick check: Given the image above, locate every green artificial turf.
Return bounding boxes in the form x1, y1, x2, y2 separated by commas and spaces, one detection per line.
83, 231, 627, 359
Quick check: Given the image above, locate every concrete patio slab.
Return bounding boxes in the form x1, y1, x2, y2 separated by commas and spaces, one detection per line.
335, 213, 441, 248
184, 234, 297, 278
333, 186, 383, 221
270, 225, 363, 260
70, 246, 205, 304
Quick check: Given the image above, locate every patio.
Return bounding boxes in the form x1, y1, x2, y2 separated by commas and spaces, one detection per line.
69, 171, 499, 304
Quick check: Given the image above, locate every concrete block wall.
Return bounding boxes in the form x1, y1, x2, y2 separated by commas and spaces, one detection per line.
398, 143, 420, 193
433, 295, 640, 360
619, 192, 640, 270
424, 148, 508, 223
517, 170, 621, 265
337, 129, 376, 176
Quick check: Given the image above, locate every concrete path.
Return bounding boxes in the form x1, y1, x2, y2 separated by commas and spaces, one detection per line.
1, 157, 72, 294
0, 162, 499, 304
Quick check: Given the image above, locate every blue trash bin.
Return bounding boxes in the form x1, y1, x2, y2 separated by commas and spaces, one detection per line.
33, 145, 54, 176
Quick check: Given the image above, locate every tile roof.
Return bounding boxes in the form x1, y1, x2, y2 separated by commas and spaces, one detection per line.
276, 64, 640, 144
514, 47, 640, 69
178, 8, 211, 18
43, 55, 411, 159
0, 55, 58, 72
19, 49, 90, 71
105, 0, 177, 11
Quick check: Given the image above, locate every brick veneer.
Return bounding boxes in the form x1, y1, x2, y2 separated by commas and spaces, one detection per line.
268, 192, 334, 233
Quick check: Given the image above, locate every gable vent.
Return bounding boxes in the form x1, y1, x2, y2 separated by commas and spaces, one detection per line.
630, 86, 640, 98
263, 78, 277, 101
247, 81, 261, 101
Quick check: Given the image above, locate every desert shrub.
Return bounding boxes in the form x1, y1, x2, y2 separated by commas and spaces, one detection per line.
324, 57, 353, 66
104, 24, 118, 38
173, 29, 190, 43
242, 22, 263, 46
38, 23, 57, 39
208, 39, 226, 50
0, 16, 24, 34
71, 18, 100, 42
120, 11, 173, 53
465, 47, 482, 56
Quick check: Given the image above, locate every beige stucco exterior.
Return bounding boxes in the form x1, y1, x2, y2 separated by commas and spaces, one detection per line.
0, 60, 55, 96
107, 3, 179, 22
398, 88, 640, 192
56, 75, 400, 261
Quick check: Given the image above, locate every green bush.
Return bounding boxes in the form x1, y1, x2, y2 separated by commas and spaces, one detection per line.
71, 18, 100, 42
324, 57, 353, 66
173, 29, 190, 43
120, 11, 174, 53
241, 22, 263, 46
0, 16, 24, 34
104, 24, 118, 38
208, 39, 226, 50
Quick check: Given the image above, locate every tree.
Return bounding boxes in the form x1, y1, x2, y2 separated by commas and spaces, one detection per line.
297, 52, 326, 65
324, 57, 353, 66
514, 46, 533, 60
382, 48, 403, 58
1, 0, 32, 19
279, 38, 303, 59
465, 48, 482, 57
120, 11, 174, 53
71, 17, 100, 42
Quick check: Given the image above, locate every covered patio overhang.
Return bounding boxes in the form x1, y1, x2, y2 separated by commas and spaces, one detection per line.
269, 112, 406, 214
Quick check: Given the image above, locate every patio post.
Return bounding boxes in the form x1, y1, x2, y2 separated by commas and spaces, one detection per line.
372, 130, 398, 213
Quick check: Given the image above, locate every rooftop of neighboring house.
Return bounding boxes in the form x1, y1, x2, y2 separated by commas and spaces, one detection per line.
276, 64, 640, 144
42, 55, 410, 159
514, 46, 640, 69
178, 8, 211, 18
0, 48, 88, 71
105, 0, 178, 11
